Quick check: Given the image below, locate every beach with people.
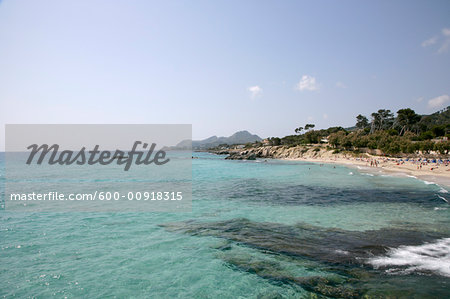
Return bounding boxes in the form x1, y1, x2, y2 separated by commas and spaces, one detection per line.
294, 153, 450, 188
216, 145, 450, 188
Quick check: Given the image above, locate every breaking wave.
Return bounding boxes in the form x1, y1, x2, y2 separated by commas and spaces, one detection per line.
368, 238, 450, 277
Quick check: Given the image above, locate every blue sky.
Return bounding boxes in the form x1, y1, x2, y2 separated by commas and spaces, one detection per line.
0, 0, 449, 147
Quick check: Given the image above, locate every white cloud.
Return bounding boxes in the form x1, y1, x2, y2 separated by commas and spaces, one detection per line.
427, 94, 450, 109
422, 28, 450, 54
307, 116, 314, 121
248, 85, 262, 99
335, 81, 347, 88
421, 36, 437, 47
442, 28, 450, 36
295, 75, 319, 91
438, 38, 450, 53
416, 97, 424, 103
323, 113, 328, 119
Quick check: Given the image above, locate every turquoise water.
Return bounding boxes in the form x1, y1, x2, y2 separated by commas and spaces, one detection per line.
1, 152, 449, 298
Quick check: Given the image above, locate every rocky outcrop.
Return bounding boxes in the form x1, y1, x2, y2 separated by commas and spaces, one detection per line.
215, 145, 339, 160
224, 151, 256, 160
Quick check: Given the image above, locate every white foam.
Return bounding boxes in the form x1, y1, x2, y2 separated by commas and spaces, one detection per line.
362, 173, 374, 177
424, 180, 437, 185
367, 238, 450, 277
335, 249, 350, 255
439, 187, 449, 194
434, 207, 448, 210
348, 172, 353, 175
436, 194, 448, 203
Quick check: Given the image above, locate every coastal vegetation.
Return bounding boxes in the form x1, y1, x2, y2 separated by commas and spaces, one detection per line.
266, 106, 450, 156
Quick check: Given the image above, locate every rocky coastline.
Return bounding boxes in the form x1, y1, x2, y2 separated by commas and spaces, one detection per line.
212, 145, 345, 160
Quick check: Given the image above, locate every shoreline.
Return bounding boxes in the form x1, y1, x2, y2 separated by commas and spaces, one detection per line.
211, 145, 450, 189
284, 155, 450, 189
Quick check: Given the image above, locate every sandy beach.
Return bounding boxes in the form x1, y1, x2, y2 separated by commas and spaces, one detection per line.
291, 154, 450, 189
216, 145, 450, 188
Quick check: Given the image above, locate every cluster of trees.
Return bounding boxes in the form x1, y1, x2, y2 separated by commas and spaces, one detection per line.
266, 106, 450, 156
267, 126, 346, 146
294, 124, 315, 134
355, 108, 448, 139
328, 130, 449, 155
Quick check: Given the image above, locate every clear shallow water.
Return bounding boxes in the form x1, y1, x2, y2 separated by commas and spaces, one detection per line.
1, 152, 449, 298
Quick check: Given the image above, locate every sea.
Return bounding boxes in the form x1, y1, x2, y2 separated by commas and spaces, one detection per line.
1, 152, 449, 298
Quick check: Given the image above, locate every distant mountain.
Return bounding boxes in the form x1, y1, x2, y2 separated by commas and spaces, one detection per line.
175, 130, 262, 150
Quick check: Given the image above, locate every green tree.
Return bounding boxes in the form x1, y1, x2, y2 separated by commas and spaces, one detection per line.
419, 140, 434, 154
328, 131, 347, 148
370, 109, 394, 133
396, 108, 421, 135
431, 125, 446, 137
304, 130, 320, 144
355, 114, 369, 130
294, 127, 303, 134
269, 137, 281, 146
435, 141, 450, 155
305, 124, 315, 131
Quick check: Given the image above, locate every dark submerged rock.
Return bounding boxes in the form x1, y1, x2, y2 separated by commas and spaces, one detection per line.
162, 218, 450, 298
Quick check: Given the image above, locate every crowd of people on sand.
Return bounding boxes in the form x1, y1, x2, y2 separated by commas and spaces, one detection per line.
298, 154, 450, 172
353, 156, 450, 171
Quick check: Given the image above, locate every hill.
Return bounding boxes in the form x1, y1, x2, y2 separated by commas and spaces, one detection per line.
174, 130, 262, 150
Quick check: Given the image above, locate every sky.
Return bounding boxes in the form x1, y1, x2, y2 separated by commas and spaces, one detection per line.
0, 0, 449, 149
